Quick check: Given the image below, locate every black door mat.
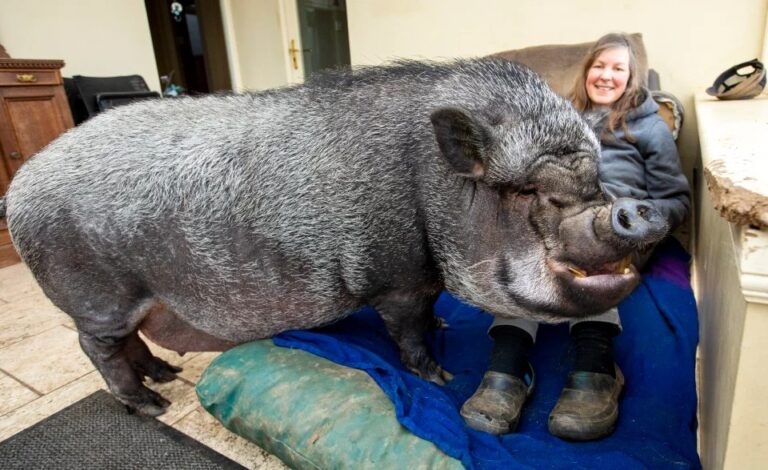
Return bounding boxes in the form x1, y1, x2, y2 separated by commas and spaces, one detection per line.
0, 389, 246, 469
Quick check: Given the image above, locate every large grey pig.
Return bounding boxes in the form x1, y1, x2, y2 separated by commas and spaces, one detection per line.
5, 58, 667, 415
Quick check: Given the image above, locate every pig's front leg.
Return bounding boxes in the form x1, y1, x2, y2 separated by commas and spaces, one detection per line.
373, 289, 453, 385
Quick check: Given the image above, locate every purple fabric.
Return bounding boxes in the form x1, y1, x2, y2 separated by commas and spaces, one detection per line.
644, 239, 692, 289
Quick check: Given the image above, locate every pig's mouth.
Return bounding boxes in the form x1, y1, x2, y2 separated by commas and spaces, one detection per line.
561, 255, 633, 278
546, 254, 639, 310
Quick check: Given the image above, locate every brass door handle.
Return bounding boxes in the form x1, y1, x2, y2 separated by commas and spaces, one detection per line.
16, 73, 37, 83
9, 151, 21, 159
288, 39, 310, 71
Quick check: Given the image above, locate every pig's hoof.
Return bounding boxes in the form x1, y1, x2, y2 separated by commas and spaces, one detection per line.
413, 363, 453, 386
149, 362, 183, 383
428, 367, 454, 386
138, 357, 183, 383
119, 387, 171, 417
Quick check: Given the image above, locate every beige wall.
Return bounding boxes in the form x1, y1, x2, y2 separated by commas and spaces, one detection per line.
3, 0, 764, 131
0, 0, 290, 94
0, 0, 160, 91
346, 0, 768, 194
346, 0, 767, 92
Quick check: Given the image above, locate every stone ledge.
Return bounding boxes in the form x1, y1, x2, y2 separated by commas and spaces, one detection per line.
696, 95, 768, 229
704, 161, 768, 229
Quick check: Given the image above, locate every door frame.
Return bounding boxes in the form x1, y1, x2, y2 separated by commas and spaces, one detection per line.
144, 0, 233, 93
279, 0, 306, 84
220, 0, 349, 90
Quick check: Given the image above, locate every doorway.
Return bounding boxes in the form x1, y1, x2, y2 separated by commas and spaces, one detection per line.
294, 0, 351, 80
144, 0, 232, 95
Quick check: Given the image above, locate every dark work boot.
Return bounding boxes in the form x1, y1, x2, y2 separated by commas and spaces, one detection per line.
461, 326, 534, 435
548, 321, 623, 441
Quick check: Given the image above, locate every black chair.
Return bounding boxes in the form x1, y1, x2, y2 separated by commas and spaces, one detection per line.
64, 75, 161, 125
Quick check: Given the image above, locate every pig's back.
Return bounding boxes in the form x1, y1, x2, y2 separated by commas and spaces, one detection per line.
5, 58, 552, 340
5, 88, 427, 340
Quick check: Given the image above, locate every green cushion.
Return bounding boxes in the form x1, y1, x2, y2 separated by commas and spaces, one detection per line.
196, 340, 462, 469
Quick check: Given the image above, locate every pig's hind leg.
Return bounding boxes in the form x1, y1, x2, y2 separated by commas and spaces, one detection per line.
74, 301, 181, 416
373, 289, 453, 385
15, 217, 180, 414
45, 273, 181, 416
123, 331, 183, 383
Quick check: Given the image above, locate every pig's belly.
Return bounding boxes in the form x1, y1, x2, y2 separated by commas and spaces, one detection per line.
153, 284, 363, 344
139, 302, 240, 353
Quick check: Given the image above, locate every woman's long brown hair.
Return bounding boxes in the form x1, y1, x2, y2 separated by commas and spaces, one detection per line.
569, 33, 644, 142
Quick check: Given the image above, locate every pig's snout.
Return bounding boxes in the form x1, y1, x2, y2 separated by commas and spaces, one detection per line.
610, 198, 667, 244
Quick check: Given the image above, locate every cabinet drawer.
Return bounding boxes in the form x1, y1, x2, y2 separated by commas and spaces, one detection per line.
0, 70, 59, 86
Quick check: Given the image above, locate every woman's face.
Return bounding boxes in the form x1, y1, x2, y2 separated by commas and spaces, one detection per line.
586, 46, 630, 106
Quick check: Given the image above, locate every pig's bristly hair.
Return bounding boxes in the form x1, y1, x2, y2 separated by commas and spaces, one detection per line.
7, 57, 610, 344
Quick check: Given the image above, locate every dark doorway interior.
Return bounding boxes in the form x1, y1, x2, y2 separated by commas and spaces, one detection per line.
144, 0, 231, 95
297, 0, 351, 79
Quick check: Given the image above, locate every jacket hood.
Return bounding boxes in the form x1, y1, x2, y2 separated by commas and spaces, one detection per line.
625, 88, 659, 122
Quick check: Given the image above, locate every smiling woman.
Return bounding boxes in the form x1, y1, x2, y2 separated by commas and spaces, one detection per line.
586, 47, 630, 105
570, 33, 645, 141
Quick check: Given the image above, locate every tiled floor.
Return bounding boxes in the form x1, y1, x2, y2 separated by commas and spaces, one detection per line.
0, 262, 287, 469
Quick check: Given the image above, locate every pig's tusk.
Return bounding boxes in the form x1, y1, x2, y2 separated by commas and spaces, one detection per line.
568, 266, 588, 278
616, 255, 632, 274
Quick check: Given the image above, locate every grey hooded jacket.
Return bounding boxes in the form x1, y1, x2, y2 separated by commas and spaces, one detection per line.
599, 90, 690, 231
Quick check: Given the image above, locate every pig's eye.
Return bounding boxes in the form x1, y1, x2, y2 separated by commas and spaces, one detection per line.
548, 197, 565, 209
519, 185, 537, 196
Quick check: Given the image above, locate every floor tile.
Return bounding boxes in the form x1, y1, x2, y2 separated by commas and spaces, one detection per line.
151, 378, 201, 426
0, 263, 44, 303
0, 371, 106, 442
177, 352, 220, 384
0, 262, 289, 468
0, 372, 39, 416
0, 294, 71, 349
173, 407, 287, 469
0, 326, 94, 394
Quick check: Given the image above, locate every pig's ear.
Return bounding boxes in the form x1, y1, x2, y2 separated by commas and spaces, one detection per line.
430, 107, 492, 179
582, 108, 610, 137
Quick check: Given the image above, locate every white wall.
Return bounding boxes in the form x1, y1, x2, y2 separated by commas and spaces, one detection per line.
0, 0, 160, 91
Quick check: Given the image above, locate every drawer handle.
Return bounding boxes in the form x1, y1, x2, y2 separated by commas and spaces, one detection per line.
9, 151, 21, 160
16, 73, 37, 83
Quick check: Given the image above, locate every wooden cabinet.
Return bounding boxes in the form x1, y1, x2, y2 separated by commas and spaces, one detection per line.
0, 58, 74, 268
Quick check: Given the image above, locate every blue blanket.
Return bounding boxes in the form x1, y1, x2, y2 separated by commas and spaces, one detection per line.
274, 238, 700, 469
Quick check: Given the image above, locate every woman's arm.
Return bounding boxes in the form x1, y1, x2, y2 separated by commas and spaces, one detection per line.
639, 119, 690, 231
